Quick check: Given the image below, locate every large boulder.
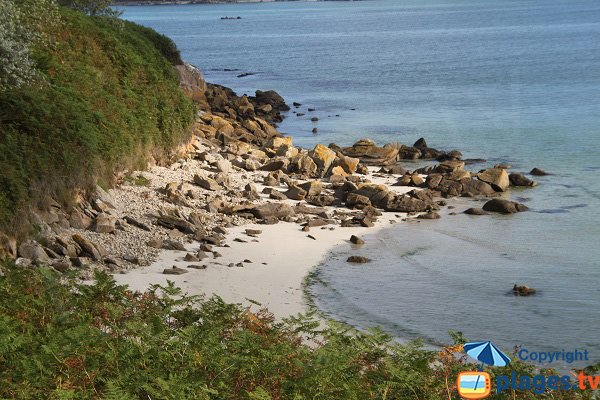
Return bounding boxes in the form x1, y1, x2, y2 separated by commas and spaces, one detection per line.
333, 154, 360, 174
265, 136, 293, 150
530, 167, 549, 176
299, 181, 323, 197
252, 90, 290, 112
477, 168, 510, 192
18, 241, 50, 263
93, 213, 116, 234
434, 160, 465, 174
339, 139, 399, 166
193, 174, 220, 191
509, 173, 537, 187
284, 185, 307, 201
288, 154, 318, 177
384, 195, 431, 213
309, 144, 336, 176
250, 203, 295, 219
174, 63, 208, 108
351, 184, 394, 209
460, 178, 497, 196
72, 234, 103, 261
482, 199, 529, 214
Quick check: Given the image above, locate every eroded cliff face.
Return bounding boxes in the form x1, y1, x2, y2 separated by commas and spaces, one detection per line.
174, 63, 209, 109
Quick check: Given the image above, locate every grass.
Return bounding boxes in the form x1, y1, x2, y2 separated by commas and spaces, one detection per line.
0, 7, 194, 236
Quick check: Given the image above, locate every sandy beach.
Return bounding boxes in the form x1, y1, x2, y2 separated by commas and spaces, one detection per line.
114, 170, 414, 318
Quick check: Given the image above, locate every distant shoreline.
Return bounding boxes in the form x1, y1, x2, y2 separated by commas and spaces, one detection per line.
113, 0, 360, 6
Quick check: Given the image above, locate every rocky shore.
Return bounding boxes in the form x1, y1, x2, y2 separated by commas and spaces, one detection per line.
0, 63, 541, 312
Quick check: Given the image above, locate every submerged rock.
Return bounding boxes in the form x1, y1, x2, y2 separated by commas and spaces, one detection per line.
512, 284, 536, 296
482, 199, 529, 214
347, 256, 371, 264
530, 167, 549, 176
509, 173, 537, 187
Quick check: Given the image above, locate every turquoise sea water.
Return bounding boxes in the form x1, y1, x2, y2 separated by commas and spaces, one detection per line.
121, 0, 600, 367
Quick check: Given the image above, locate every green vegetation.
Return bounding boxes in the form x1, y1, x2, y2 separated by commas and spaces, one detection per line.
0, 1, 194, 234
0, 263, 589, 399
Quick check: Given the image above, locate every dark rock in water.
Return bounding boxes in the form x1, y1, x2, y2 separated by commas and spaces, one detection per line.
293, 102, 302, 107
482, 199, 529, 214
252, 89, 290, 112
297, 113, 305, 117
312, 128, 318, 134
530, 167, 549, 176
494, 163, 512, 169
236, 72, 255, 78
347, 256, 371, 264
464, 207, 489, 215
413, 137, 428, 149
509, 173, 537, 187
350, 235, 365, 245
512, 284, 536, 296
462, 158, 487, 165
310, 117, 319, 122
308, 108, 316, 112
163, 266, 188, 275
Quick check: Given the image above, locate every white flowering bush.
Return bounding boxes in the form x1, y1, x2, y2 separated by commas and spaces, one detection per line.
0, 0, 58, 91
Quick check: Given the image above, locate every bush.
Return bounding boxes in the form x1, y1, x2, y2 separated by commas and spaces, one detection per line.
0, 263, 587, 399
0, 6, 194, 233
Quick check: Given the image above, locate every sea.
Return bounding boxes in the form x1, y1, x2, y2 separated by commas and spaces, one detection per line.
120, 0, 600, 368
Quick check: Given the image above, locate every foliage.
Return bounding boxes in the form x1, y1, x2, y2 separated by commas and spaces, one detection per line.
0, 6, 194, 233
0, 262, 588, 399
58, 0, 121, 17
0, 0, 59, 91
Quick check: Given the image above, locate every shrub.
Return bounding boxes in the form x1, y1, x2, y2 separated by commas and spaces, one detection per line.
0, 6, 194, 233
0, 262, 587, 399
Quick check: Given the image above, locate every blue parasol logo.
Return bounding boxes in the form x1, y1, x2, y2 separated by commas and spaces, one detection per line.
464, 341, 511, 367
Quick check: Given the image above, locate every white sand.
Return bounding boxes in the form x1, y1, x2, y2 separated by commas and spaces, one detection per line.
114, 172, 418, 318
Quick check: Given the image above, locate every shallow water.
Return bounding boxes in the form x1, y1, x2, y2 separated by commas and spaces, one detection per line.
121, 0, 600, 367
